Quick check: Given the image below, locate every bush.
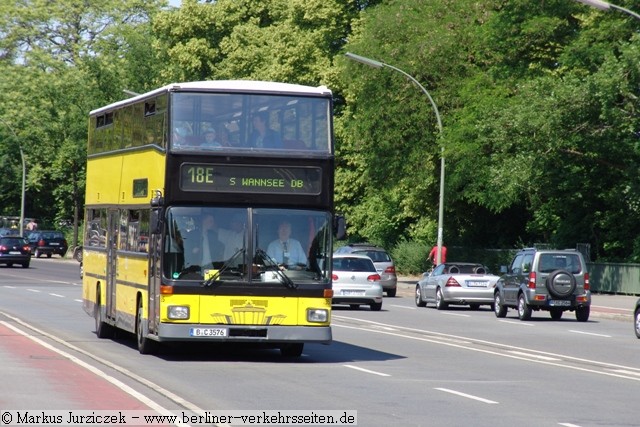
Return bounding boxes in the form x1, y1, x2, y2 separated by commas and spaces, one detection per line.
392, 240, 429, 275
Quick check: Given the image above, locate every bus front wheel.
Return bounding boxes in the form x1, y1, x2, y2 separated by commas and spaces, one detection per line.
136, 299, 157, 355
280, 343, 303, 358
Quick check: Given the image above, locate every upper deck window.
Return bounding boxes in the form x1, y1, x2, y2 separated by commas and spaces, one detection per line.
170, 92, 331, 153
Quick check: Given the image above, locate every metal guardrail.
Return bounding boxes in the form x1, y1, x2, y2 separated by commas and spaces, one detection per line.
588, 262, 640, 295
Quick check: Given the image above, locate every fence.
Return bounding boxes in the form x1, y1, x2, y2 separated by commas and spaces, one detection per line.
588, 262, 640, 295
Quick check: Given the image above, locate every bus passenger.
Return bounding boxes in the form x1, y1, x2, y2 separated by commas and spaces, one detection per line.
184, 213, 225, 268
249, 112, 282, 149
267, 220, 307, 269
201, 130, 222, 148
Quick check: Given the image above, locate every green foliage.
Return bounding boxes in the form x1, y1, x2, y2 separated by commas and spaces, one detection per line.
391, 240, 429, 276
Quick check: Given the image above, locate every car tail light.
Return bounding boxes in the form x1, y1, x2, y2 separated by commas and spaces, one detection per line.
331, 274, 338, 281
367, 274, 381, 282
528, 272, 536, 289
445, 277, 461, 287
38, 239, 45, 247
23, 245, 30, 252
584, 272, 590, 291
384, 266, 396, 273
0, 245, 6, 251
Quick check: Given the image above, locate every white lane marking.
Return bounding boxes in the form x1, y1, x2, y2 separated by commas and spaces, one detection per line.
49, 293, 64, 298
558, 423, 582, 427
389, 304, 416, 310
0, 312, 228, 427
331, 316, 640, 381
3, 286, 16, 288
497, 319, 534, 326
508, 351, 561, 361
1, 321, 191, 427
74, 299, 82, 303
440, 312, 470, 318
343, 364, 391, 377
610, 369, 640, 377
569, 330, 611, 338
27, 289, 40, 293
435, 388, 498, 404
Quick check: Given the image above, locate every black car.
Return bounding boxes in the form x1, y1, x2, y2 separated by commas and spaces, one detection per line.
27, 230, 68, 258
0, 236, 31, 268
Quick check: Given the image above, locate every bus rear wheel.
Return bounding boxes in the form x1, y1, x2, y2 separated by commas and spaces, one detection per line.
280, 343, 303, 357
94, 291, 114, 339
136, 299, 157, 355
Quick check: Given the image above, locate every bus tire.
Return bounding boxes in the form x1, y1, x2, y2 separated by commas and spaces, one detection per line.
280, 343, 303, 357
94, 290, 114, 339
136, 298, 157, 355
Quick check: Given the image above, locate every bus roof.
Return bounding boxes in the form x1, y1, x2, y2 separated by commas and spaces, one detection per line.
90, 80, 333, 116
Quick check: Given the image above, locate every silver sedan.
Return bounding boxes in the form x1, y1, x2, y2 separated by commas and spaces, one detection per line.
415, 262, 500, 310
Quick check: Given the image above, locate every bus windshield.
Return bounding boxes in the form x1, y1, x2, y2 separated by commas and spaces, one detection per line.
163, 207, 332, 285
170, 92, 331, 152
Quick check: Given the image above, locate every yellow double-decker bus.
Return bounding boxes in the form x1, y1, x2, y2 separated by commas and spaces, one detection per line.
82, 81, 343, 356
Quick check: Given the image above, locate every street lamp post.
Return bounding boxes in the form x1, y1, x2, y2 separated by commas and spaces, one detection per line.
0, 118, 26, 237
345, 52, 446, 264
575, 0, 640, 20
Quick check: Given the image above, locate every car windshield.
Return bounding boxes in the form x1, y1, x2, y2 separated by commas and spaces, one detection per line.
333, 257, 376, 272
539, 254, 582, 274
1, 238, 27, 245
41, 232, 64, 239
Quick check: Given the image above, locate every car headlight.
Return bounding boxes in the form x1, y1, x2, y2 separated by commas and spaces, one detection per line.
307, 308, 328, 323
167, 305, 190, 320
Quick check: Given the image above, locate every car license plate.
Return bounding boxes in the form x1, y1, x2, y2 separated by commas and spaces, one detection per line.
342, 290, 365, 296
9, 251, 21, 255
50, 243, 59, 246
466, 281, 488, 287
549, 300, 571, 307
189, 327, 228, 337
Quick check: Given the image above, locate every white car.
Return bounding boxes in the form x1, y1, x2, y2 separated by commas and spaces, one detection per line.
415, 262, 500, 310
332, 254, 383, 311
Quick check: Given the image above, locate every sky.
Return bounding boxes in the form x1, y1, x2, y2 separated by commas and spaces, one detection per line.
168, 0, 181, 7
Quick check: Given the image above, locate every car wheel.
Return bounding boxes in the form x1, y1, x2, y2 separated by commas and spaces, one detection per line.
370, 302, 382, 311
550, 308, 563, 320
21, 262, 29, 268
517, 293, 532, 320
415, 285, 427, 307
494, 293, 507, 318
575, 305, 590, 322
280, 343, 304, 357
46, 253, 52, 258
435, 288, 448, 310
136, 298, 157, 354
546, 269, 576, 299
94, 291, 114, 339
635, 308, 640, 339
7, 263, 12, 268
386, 288, 397, 298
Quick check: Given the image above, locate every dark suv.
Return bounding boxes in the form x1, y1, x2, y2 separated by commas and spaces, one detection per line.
27, 230, 68, 258
334, 243, 397, 297
494, 248, 590, 322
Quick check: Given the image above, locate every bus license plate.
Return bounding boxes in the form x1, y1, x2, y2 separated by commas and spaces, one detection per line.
189, 327, 228, 337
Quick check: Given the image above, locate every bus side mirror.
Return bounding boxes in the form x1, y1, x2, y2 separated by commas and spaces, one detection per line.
334, 214, 346, 241
150, 209, 163, 234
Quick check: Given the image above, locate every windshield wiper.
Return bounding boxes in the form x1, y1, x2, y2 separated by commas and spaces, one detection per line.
255, 248, 297, 289
202, 248, 246, 287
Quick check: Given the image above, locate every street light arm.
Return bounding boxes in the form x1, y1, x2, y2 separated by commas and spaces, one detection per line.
345, 52, 446, 264
575, 0, 640, 20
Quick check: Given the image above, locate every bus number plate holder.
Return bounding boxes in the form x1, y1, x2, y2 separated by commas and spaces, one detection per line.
189, 327, 228, 337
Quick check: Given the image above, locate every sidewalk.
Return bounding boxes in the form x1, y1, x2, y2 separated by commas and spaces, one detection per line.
396, 276, 637, 321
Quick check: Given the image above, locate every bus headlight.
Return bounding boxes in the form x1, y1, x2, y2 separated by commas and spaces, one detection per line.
307, 308, 328, 323
168, 305, 190, 320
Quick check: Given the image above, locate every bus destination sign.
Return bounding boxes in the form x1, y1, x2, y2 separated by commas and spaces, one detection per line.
180, 163, 322, 195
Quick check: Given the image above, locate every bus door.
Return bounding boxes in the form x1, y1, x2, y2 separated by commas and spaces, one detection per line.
148, 233, 161, 333
106, 210, 119, 320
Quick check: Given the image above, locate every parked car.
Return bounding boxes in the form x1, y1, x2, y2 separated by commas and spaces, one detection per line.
334, 243, 397, 297
0, 236, 31, 268
415, 262, 500, 310
634, 299, 640, 338
331, 253, 383, 311
494, 248, 590, 321
26, 230, 68, 258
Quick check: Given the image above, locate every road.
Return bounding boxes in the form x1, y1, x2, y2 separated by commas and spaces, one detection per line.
0, 259, 639, 427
